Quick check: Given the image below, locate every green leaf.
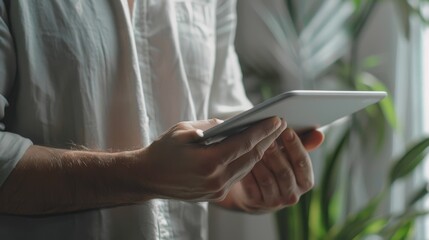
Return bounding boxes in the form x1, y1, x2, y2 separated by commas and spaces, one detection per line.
260, 82, 275, 100
299, 1, 354, 80
353, 0, 362, 9
355, 72, 397, 151
362, 55, 382, 69
360, 218, 388, 236
356, 72, 398, 130
406, 183, 429, 207
389, 137, 429, 184
351, 218, 388, 240
285, 0, 297, 29
320, 128, 351, 231
378, 211, 429, 239
276, 204, 304, 240
327, 192, 385, 240
276, 208, 293, 240
328, 190, 344, 228
275, 206, 289, 240
354, 79, 378, 118
309, 190, 326, 239
299, 191, 313, 240
374, 110, 387, 151
390, 221, 414, 240
350, 0, 378, 39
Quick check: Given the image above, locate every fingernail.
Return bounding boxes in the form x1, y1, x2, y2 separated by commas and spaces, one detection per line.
284, 128, 295, 141
196, 129, 204, 138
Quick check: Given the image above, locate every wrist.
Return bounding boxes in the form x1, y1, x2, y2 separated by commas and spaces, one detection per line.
60, 148, 155, 207
108, 149, 157, 204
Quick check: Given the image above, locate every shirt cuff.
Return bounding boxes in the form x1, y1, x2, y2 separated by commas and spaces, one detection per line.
0, 131, 33, 186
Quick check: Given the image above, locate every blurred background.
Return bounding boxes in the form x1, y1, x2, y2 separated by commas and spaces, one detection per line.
209, 0, 429, 239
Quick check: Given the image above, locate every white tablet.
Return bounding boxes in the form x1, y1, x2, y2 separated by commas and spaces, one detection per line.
200, 90, 386, 145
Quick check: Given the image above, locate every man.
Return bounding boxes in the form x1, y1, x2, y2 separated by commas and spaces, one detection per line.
0, 0, 323, 239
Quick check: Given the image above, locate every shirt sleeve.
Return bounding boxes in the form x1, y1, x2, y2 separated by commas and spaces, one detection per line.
0, 3, 33, 187
208, 0, 253, 120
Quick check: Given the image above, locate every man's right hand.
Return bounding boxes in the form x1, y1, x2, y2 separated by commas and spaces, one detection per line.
137, 117, 287, 202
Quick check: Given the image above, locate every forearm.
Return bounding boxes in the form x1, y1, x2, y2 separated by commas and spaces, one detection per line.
0, 118, 288, 216
0, 145, 152, 216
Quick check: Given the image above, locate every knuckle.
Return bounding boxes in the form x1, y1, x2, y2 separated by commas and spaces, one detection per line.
253, 145, 265, 161
301, 178, 315, 192
171, 122, 189, 132
243, 139, 254, 152
290, 153, 311, 169
263, 125, 272, 137
259, 176, 275, 187
297, 154, 311, 165
175, 122, 187, 129
284, 193, 300, 206
209, 118, 220, 126
274, 168, 292, 180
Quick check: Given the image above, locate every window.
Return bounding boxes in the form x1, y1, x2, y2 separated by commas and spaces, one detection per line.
421, 17, 429, 238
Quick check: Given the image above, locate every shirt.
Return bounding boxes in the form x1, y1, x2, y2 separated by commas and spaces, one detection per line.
0, 0, 252, 239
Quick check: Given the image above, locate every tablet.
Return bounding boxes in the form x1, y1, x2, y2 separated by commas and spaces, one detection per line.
200, 90, 387, 145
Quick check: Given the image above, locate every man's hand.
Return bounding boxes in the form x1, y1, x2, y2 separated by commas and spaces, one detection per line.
135, 117, 288, 202
217, 128, 324, 213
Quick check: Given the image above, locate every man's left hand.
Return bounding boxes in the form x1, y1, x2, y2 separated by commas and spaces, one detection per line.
217, 128, 324, 213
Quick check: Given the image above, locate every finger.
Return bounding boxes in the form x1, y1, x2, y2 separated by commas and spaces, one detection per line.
251, 161, 281, 205
224, 120, 287, 184
173, 129, 206, 143
262, 143, 297, 200
187, 118, 224, 131
240, 172, 262, 203
215, 117, 285, 165
172, 119, 224, 143
298, 130, 325, 152
280, 128, 314, 193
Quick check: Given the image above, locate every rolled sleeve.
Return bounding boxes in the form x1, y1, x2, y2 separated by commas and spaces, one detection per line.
0, 96, 32, 188
0, 4, 33, 187
0, 129, 33, 187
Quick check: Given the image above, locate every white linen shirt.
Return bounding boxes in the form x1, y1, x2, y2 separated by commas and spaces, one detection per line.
0, 0, 252, 239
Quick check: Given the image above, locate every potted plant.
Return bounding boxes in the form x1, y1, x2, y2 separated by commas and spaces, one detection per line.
235, 0, 429, 239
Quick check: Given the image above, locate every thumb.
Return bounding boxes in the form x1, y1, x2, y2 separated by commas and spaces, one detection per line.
187, 118, 224, 131
174, 118, 224, 143
173, 128, 205, 143
299, 130, 325, 152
